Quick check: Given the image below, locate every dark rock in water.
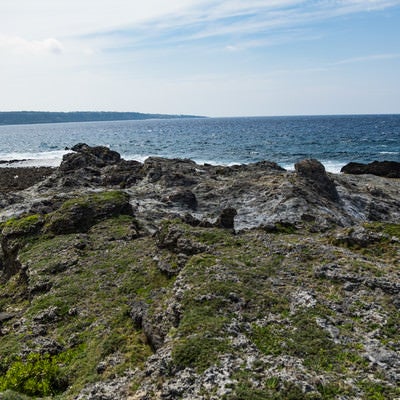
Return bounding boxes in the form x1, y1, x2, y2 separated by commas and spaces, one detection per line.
0, 159, 27, 165
341, 161, 400, 178
215, 207, 237, 229
295, 159, 339, 201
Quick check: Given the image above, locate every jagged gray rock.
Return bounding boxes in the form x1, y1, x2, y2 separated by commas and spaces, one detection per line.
341, 160, 400, 178
295, 158, 339, 201
0, 144, 399, 400
1, 144, 399, 232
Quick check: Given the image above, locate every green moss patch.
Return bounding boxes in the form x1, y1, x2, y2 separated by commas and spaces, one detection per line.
45, 190, 132, 234
2, 215, 43, 237
172, 335, 230, 372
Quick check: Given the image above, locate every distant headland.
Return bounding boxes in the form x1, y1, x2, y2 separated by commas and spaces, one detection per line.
0, 111, 205, 126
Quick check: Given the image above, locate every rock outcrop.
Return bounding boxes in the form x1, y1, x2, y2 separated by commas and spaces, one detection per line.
45, 191, 133, 234
61, 143, 121, 170
341, 160, 400, 178
295, 158, 339, 201
0, 144, 399, 400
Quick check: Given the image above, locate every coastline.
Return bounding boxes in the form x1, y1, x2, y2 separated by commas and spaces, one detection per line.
0, 115, 398, 175
0, 153, 348, 173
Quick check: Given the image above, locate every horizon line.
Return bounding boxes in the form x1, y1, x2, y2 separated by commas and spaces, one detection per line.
1, 110, 399, 119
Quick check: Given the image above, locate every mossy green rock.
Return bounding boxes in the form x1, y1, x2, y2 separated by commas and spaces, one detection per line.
0, 147, 399, 399
45, 191, 133, 234
1, 215, 43, 237
0, 211, 399, 399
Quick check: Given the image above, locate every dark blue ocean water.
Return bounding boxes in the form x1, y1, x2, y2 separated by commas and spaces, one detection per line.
0, 115, 399, 172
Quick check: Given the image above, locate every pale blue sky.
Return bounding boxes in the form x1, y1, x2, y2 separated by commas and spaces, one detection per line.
0, 0, 399, 116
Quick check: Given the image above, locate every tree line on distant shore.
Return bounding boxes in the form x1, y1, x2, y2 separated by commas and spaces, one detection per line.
0, 111, 203, 126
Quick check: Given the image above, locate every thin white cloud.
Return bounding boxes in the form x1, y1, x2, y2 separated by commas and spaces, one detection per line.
1, 0, 399, 51
255, 53, 400, 78
0, 35, 64, 55
80, 0, 400, 52
334, 53, 400, 65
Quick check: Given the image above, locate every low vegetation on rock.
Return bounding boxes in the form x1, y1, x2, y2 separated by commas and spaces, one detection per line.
0, 144, 399, 399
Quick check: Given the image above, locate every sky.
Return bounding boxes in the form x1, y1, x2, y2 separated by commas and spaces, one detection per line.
0, 0, 399, 117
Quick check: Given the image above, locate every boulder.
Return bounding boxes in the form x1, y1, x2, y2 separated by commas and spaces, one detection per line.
60, 143, 121, 172
341, 161, 400, 178
295, 159, 339, 201
215, 207, 237, 229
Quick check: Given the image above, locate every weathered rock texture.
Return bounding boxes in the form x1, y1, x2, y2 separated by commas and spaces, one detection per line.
0, 144, 399, 400
341, 160, 400, 178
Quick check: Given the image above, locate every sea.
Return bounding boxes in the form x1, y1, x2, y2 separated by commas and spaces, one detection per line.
0, 114, 399, 173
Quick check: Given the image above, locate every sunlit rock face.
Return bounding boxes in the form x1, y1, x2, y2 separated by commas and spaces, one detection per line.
0, 144, 399, 399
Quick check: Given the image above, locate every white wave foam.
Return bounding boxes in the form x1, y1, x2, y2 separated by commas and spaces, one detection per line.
379, 151, 399, 155
124, 153, 240, 166
280, 163, 295, 171
280, 160, 346, 173
0, 150, 348, 174
0, 150, 72, 167
123, 154, 156, 163
192, 159, 240, 167
320, 160, 346, 174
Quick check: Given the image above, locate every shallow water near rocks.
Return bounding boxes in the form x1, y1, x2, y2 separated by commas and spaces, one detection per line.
0, 114, 399, 171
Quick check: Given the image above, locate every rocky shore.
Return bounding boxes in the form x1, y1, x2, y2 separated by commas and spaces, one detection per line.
0, 144, 399, 399
0, 167, 54, 193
